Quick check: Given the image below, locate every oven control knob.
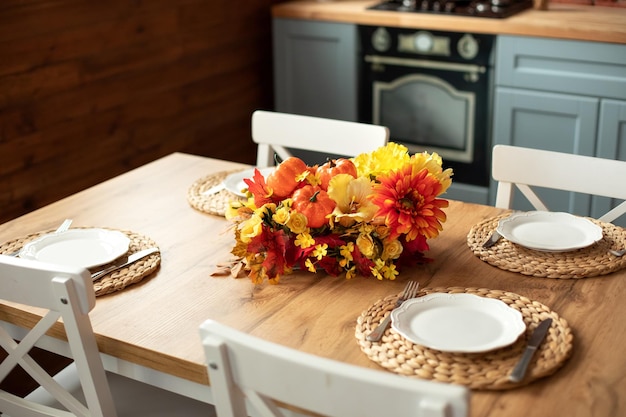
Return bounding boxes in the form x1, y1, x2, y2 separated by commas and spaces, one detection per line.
371, 27, 391, 52
414, 31, 434, 52
457, 34, 479, 60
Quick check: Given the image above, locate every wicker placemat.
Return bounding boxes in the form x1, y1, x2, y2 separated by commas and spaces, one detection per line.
187, 170, 246, 216
355, 287, 573, 390
0, 228, 160, 297
467, 214, 626, 279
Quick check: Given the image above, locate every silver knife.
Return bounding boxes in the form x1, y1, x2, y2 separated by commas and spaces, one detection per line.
483, 230, 502, 248
509, 318, 552, 382
201, 183, 225, 196
91, 247, 159, 282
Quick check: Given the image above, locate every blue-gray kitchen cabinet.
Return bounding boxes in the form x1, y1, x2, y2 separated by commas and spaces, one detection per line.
273, 18, 358, 122
492, 35, 626, 225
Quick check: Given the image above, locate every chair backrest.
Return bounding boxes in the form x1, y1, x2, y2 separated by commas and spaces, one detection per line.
0, 255, 117, 417
199, 319, 469, 417
251, 110, 389, 167
492, 144, 626, 223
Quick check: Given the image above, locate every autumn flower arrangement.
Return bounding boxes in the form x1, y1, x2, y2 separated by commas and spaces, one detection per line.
225, 142, 453, 285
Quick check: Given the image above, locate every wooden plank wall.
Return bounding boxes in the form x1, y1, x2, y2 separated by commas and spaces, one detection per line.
0, 0, 285, 224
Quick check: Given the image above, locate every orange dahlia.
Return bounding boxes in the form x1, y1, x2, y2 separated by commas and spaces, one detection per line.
371, 164, 449, 241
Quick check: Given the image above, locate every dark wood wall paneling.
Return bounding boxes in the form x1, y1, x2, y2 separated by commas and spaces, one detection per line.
0, 0, 285, 224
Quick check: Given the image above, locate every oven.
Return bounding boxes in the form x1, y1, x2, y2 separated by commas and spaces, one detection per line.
358, 25, 495, 189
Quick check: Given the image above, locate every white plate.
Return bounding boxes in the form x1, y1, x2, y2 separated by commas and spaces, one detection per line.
391, 293, 526, 353
223, 167, 275, 197
19, 229, 130, 268
496, 211, 603, 252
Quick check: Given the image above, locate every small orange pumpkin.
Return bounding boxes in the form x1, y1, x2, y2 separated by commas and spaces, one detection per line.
316, 158, 357, 190
265, 157, 308, 199
292, 185, 336, 228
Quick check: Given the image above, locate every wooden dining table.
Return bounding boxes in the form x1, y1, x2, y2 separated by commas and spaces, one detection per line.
1, 152, 624, 417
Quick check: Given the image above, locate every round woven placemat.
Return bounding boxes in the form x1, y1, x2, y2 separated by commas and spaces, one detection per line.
187, 170, 246, 216
0, 228, 160, 297
355, 287, 573, 390
467, 214, 626, 279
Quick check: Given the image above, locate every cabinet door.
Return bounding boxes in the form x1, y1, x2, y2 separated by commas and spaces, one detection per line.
593, 99, 626, 226
492, 87, 598, 215
273, 19, 357, 121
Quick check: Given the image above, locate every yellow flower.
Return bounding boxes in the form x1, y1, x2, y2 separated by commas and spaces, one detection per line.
381, 263, 399, 280
305, 171, 321, 187
272, 206, 290, 225
374, 225, 390, 240
239, 215, 263, 243
370, 261, 384, 280
340, 242, 354, 263
305, 258, 316, 273
225, 201, 253, 221
410, 151, 453, 193
352, 142, 411, 178
381, 238, 403, 260
295, 232, 315, 248
312, 243, 328, 260
296, 170, 315, 184
356, 232, 376, 259
327, 174, 379, 227
256, 203, 276, 219
346, 266, 357, 280
287, 212, 308, 234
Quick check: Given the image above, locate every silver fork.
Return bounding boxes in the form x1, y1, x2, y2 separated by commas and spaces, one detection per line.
55, 218, 73, 234
367, 281, 420, 342
5, 218, 72, 257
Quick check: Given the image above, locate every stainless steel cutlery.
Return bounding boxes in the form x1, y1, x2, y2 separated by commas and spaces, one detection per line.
482, 230, 501, 248
509, 318, 552, 382
5, 218, 72, 257
366, 281, 420, 343
201, 183, 226, 196
91, 247, 159, 282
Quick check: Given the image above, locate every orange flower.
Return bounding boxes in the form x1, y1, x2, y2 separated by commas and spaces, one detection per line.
371, 164, 448, 241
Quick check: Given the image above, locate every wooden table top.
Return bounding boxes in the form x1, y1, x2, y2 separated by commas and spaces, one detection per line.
1, 152, 624, 417
272, 1, 626, 45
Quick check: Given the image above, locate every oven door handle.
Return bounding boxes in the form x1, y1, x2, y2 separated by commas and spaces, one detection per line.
365, 55, 486, 76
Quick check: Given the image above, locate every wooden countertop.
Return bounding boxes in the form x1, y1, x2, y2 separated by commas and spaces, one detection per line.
272, 0, 626, 44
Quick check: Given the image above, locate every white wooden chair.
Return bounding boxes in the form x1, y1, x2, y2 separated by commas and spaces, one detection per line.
199, 319, 469, 417
0, 255, 215, 417
251, 110, 389, 167
492, 144, 626, 223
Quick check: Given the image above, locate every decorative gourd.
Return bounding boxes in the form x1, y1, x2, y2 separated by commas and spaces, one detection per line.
292, 185, 336, 228
317, 158, 357, 191
265, 157, 308, 199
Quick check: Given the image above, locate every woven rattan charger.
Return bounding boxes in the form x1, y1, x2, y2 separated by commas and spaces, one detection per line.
187, 170, 246, 216
0, 228, 160, 297
467, 213, 626, 279
355, 287, 573, 390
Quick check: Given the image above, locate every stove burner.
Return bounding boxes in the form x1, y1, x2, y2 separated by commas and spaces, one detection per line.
369, 0, 533, 18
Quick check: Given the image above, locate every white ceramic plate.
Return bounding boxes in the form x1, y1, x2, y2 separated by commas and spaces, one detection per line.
19, 229, 130, 268
391, 293, 526, 353
496, 211, 603, 252
223, 167, 275, 197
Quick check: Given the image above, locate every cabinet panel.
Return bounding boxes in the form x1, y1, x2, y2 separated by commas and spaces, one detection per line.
273, 18, 357, 121
496, 36, 626, 100
492, 87, 598, 215
593, 99, 626, 226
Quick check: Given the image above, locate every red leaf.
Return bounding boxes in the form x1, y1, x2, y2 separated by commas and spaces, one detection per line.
244, 169, 274, 206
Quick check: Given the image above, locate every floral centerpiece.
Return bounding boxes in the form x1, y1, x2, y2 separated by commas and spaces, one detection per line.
225, 142, 453, 284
